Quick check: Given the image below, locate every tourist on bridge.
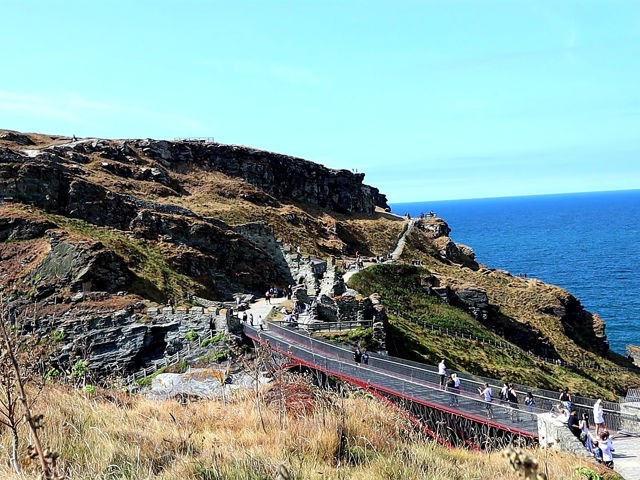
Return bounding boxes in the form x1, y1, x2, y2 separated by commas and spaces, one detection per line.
593, 398, 605, 436
362, 350, 369, 365
452, 372, 461, 396
507, 384, 521, 422
559, 387, 573, 413
447, 373, 460, 407
499, 382, 509, 407
478, 383, 494, 419
354, 348, 363, 366
438, 359, 447, 389
524, 392, 536, 412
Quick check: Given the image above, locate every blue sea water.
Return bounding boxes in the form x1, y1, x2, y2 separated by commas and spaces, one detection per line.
392, 189, 640, 355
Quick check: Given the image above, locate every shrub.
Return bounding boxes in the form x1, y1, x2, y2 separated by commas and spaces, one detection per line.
52, 329, 67, 342
185, 331, 199, 342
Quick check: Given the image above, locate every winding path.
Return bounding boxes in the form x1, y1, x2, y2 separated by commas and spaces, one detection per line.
390, 217, 417, 260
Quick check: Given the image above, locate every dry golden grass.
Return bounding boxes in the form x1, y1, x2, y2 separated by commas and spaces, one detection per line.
0, 383, 619, 480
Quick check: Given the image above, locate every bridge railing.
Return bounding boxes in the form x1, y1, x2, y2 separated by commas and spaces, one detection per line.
380, 355, 623, 432
263, 323, 623, 432
276, 320, 373, 333
247, 325, 540, 438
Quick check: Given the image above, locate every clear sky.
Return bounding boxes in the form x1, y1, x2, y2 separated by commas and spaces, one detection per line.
2, 1, 640, 203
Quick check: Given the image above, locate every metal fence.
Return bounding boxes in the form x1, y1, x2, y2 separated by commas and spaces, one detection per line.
391, 308, 632, 374
247, 323, 540, 441
259, 323, 626, 432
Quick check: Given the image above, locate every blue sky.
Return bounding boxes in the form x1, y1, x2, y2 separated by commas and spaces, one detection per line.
2, 1, 640, 203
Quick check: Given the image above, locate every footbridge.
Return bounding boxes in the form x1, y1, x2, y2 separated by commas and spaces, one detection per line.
244, 321, 543, 450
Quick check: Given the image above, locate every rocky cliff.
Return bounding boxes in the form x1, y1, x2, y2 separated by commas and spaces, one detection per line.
0, 130, 392, 378
0, 130, 636, 395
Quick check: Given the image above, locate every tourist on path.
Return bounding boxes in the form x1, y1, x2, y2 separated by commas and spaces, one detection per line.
592, 440, 603, 463
257, 315, 264, 331
599, 431, 615, 469
567, 408, 582, 440
478, 383, 494, 419
438, 359, 447, 389
593, 398, 605, 436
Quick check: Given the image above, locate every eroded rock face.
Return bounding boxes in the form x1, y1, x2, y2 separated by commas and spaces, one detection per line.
0, 217, 56, 241
34, 239, 132, 293
540, 292, 610, 354
135, 140, 389, 214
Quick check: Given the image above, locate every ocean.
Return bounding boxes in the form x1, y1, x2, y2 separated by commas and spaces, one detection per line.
392, 189, 640, 355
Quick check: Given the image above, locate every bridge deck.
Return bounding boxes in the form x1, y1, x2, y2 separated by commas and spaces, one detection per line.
244, 322, 538, 439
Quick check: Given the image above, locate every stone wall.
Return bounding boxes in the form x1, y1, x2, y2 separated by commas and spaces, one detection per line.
537, 413, 591, 457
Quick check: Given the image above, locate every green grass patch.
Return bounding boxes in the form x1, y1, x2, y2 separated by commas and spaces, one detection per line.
44, 213, 205, 301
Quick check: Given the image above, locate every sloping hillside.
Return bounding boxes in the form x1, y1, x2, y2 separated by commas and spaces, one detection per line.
1, 129, 638, 396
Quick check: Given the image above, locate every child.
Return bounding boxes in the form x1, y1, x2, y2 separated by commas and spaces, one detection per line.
600, 431, 615, 468
592, 440, 603, 463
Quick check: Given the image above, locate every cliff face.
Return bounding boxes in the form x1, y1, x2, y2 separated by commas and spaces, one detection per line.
0, 130, 394, 377
0, 133, 388, 217
404, 217, 612, 359
136, 140, 388, 214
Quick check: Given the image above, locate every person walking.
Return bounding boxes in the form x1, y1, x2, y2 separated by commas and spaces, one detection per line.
524, 392, 536, 412
499, 382, 509, 407
354, 348, 363, 366
452, 373, 461, 403
507, 384, 520, 422
362, 350, 369, 365
257, 315, 264, 331
579, 413, 593, 452
446, 375, 457, 407
438, 359, 447, 389
593, 398, 605, 436
478, 383, 494, 419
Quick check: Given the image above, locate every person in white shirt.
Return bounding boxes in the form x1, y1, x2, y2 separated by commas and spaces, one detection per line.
593, 398, 605, 436
438, 359, 447, 389
599, 431, 614, 468
478, 383, 494, 419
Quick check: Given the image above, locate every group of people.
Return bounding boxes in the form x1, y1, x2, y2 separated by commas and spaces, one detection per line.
438, 358, 534, 423
440, 358, 617, 469
555, 389, 613, 468
353, 347, 370, 366
240, 310, 264, 330
265, 286, 293, 304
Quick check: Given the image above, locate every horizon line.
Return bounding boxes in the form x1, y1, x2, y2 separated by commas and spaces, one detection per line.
389, 187, 640, 205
